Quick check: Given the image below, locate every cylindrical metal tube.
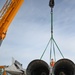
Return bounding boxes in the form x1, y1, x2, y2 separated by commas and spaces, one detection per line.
53, 59, 75, 75
26, 59, 49, 75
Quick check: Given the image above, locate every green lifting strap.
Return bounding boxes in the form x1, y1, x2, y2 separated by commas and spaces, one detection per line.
40, 0, 64, 60
40, 38, 51, 60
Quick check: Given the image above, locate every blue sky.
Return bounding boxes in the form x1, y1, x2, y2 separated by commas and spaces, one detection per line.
0, 0, 75, 68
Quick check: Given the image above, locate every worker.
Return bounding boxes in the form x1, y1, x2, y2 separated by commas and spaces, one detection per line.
50, 59, 55, 67
50, 59, 55, 75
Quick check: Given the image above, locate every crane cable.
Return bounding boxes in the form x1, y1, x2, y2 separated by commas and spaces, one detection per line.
40, 0, 64, 61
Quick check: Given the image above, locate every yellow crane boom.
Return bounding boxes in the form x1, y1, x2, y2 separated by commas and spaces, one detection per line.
0, 0, 24, 45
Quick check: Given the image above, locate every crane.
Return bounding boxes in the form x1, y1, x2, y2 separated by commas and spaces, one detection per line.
0, 1, 75, 75
0, 0, 24, 45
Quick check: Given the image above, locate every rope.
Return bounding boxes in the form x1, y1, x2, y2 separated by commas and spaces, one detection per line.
40, 38, 51, 60
53, 38, 64, 58
50, 39, 52, 61
40, 1, 64, 61
53, 42, 56, 61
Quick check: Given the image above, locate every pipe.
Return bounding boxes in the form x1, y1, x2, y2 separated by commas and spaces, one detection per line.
53, 59, 75, 75
26, 59, 49, 75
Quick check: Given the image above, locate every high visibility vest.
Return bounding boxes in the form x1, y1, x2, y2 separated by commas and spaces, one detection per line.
50, 61, 55, 67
